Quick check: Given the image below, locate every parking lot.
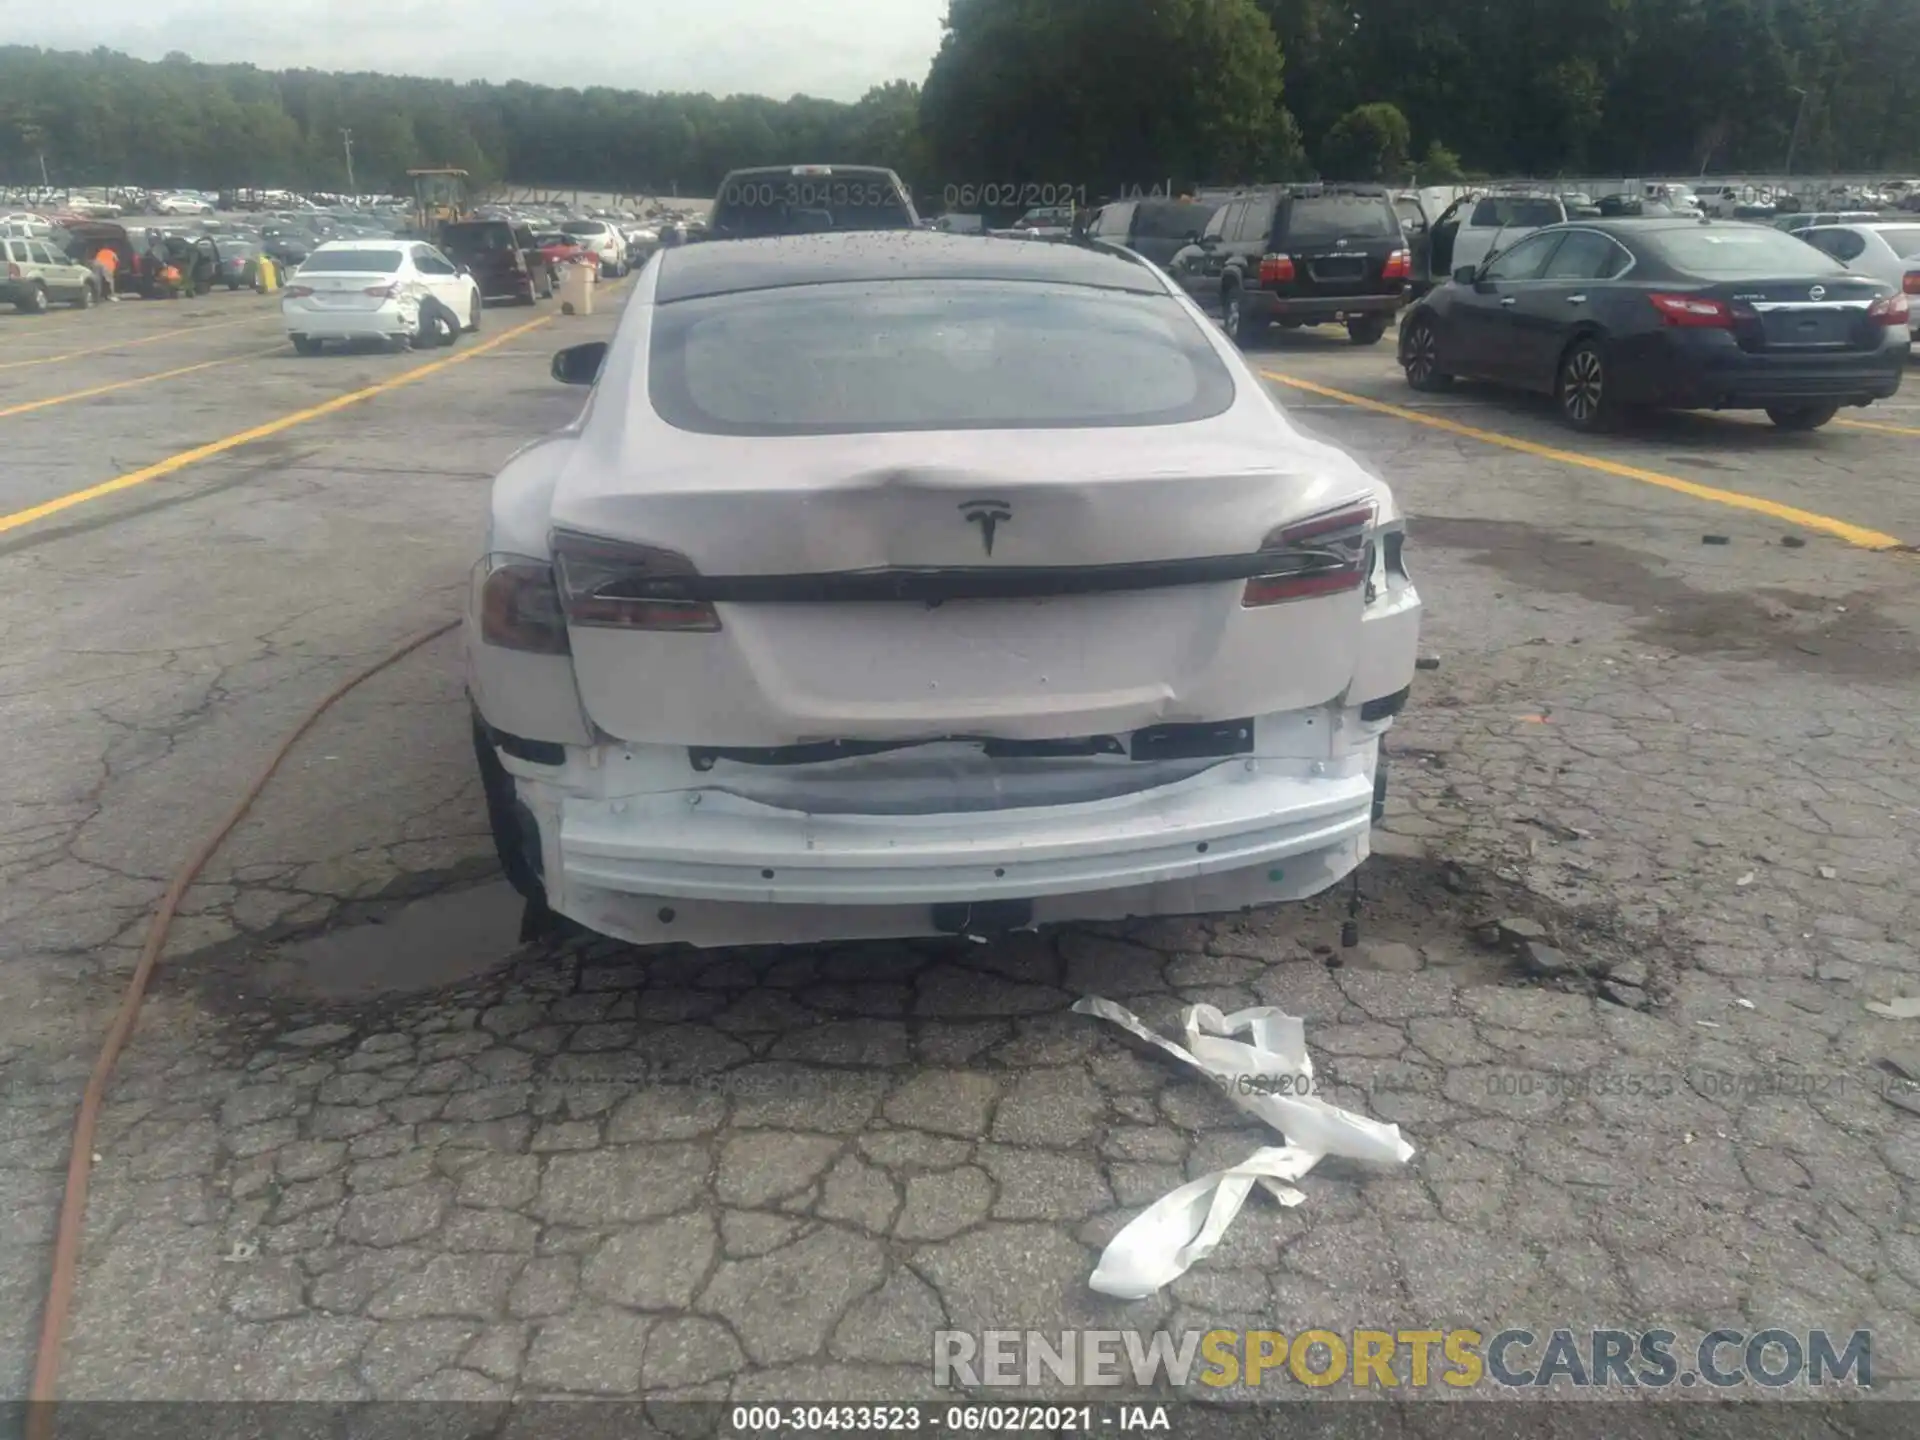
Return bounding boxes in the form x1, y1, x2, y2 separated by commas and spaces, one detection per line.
3, 279, 1920, 1416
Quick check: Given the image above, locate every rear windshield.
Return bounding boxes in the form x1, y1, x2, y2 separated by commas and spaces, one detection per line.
1652, 228, 1849, 278
648, 280, 1234, 436
299, 249, 404, 273
1134, 202, 1216, 239
1470, 198, 1564, 228
1282, 196, 1400, 245
1875, 226, 1920, 258
441, 223, 513, 251
709, 171, 916, 239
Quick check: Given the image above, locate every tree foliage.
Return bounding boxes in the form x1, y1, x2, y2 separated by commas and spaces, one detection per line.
3, 0, 1918, 200
1318, 103, 1412, 181
920, 0, 1305, 191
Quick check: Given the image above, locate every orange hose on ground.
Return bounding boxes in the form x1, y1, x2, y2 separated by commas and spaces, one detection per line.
28, 618, 461, 1423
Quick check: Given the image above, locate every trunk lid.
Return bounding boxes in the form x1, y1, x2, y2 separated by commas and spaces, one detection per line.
1704, 276, 1889, 352
548, 418, 1381, 749
291, 270, 396, 310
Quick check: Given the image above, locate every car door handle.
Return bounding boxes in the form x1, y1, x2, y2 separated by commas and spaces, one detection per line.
1500, 297, 1517, 307
1566, 294, 1588, 304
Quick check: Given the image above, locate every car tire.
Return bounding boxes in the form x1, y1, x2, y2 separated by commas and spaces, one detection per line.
1401, 316, 1454, 392
471, 705, 548, 907
18, 282, 49, 315
1555, 338, 1618, 432
75, 282, 96, 309
1347, 315, 1389, 346
290, 334, 323, 356
227, 280, 240, 291
1765, 404, 1840, 432
1222, 284, 1261, 347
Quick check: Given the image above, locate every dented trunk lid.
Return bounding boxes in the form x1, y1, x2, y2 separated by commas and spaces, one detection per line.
548, 418, 1380, 750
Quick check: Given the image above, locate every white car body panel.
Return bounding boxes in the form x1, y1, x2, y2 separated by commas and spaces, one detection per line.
468, 234, 1422, 947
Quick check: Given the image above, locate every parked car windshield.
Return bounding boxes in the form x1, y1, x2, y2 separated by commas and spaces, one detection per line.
648, 281, 1234, 436
1469, 197, 1564, 228
1283, 195, 1399, 245
299, 248, 405, 273
441, 222, 514, 253
1651, 227, 1849, 278
1134, 201, 1216, 239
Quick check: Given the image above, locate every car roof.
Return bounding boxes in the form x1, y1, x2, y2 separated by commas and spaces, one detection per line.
652, 231, 1164, 303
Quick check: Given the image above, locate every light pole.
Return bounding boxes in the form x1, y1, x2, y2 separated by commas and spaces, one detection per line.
1784, 86, 1809, 178
341, 128, 356, 196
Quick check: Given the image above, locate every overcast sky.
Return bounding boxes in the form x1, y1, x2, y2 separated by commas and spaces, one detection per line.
0, 1, 950, 101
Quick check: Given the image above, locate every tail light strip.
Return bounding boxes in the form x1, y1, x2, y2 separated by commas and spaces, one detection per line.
478, 510, 1395, 653
1242, 499, 1378, 607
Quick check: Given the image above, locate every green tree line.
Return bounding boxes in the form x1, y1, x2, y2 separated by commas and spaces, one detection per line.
3, 1, 1916, 202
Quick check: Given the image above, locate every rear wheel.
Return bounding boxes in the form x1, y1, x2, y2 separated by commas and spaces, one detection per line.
290, 334, 322, 356
1222, 284, 1261, 347
1555, 339, 1618, 432
1402, 315, 1454, 391
1347, 315, 1389, 346
17, 283, 48, 314
1765, 403, 1839, 432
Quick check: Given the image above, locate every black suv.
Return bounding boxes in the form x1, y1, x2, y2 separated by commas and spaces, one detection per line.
705, 165, 919, 240
1169, 184, 1412, 345
1085, 198, 1220, 267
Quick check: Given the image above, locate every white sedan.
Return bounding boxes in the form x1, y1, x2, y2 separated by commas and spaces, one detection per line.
465, 232, 1422, 949
282, 240, 483, 354
1792, 222, 1920, 341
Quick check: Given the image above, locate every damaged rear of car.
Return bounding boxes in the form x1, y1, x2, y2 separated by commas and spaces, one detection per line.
465, 232, 1421, 948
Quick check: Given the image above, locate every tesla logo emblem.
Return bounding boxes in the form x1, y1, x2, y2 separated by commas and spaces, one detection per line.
960, 499, 1012, 554
1809, 285, 1826, 301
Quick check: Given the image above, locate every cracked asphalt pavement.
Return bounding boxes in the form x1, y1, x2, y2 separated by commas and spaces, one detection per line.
4, 287, 1920, 1419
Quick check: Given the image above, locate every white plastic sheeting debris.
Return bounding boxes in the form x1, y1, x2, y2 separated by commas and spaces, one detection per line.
1072, 997, 1415, 1300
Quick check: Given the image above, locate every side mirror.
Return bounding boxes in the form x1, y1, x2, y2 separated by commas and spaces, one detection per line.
551, 341, 607, 386
1452, 265, 1479, 284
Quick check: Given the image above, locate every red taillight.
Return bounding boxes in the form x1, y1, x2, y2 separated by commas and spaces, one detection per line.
1869, 292, 1912, 326
1242, 500, 1377, 607
283, 284, 313, 297
1649, 292, 1734, 328
1382, 248, 1412, 280
1902, 270, 1920, 296
1258, 253, 1295, 285
552, 531, 722, 633
477, 558, 571, 655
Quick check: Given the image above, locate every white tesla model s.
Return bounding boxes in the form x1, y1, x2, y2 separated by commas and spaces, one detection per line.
465, 232, 1422, 949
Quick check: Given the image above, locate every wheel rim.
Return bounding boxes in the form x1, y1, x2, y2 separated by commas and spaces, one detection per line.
1408, 324, 1435, 380
1563, 349, 1603, 421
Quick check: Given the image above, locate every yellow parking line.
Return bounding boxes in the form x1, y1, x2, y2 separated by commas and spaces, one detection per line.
0, 311, 274, 371
0, 350, 272, 421
1837, 416, 1920, 437
1260, 369, 1906, 552
0, 314, 555, 536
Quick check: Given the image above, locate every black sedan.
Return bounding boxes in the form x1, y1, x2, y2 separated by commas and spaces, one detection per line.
1398, 219, 1909, 432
